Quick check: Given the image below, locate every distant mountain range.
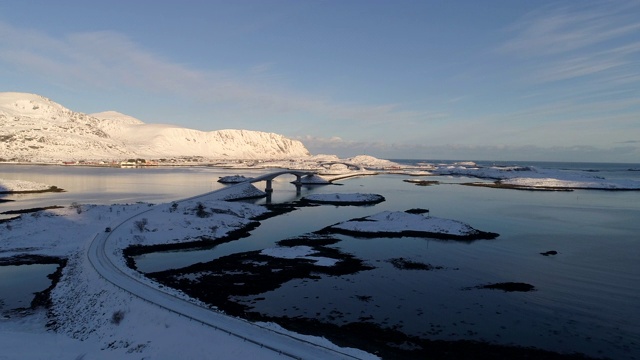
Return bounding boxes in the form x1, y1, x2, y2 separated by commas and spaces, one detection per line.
0, 92, 310, 163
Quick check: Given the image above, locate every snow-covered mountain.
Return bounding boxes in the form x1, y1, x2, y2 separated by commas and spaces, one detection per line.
0, 92, 310, 163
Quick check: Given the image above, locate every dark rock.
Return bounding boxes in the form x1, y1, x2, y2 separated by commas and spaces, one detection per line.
388, 257, 442, 271
475, 282, 536, 292
404, 208, 430, 214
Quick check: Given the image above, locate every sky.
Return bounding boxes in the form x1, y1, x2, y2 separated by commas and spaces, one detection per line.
1, 0, 639, 163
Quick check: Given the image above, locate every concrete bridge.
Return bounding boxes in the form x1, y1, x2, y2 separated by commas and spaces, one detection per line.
248, 170, 319, 193
319, 161, 365, 171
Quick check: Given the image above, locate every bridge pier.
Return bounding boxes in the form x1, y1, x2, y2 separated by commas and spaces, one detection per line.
251, 170, 325, 197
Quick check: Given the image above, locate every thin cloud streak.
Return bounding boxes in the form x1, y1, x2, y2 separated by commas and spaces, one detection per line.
501, 1, 640, 85
529, 41, 640, 84
531, 57, 627, 83
484, 1, 640, 158
501, 2, 640, 56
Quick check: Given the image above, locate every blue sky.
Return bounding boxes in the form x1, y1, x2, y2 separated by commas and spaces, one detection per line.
1, 0, 639, 162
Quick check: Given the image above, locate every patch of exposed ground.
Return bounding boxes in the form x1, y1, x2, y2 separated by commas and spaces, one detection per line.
467, 282, 536, 292
1, 206, 64, 215
403, 179, 440, 186
0, 186, 65, 195
387, 257, 444, 271
147, 245, 373, 317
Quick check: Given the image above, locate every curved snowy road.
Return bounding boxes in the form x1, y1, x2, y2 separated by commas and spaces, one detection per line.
87, 184, 372, 360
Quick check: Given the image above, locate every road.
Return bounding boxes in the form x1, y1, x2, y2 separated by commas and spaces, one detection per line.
87, 181, 370, 360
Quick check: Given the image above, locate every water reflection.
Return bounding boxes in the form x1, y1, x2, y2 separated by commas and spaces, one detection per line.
0, 165, 267, 212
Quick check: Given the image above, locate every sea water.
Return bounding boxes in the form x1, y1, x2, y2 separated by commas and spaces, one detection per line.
1, 162, 639, 358
134, 162, 639, 358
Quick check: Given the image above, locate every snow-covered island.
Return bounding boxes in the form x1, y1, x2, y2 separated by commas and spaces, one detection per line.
0, 178, 63, 194
320, 209, 499, 241
300, 193, 385, 206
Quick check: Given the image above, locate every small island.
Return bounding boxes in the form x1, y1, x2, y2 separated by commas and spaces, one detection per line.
0, 179, 64, 195
403, 179, 440, 186
319, 208, 498, 240
300, 193, 385, 206
0, 179, 64, 205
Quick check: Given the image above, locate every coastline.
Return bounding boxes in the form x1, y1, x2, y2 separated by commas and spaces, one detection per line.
0, 186, 65, 195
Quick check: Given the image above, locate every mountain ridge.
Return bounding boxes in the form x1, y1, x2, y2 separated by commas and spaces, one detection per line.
0, 92, 310, 163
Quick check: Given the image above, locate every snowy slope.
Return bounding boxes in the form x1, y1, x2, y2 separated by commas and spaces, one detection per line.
0, 92, 310, 162
0, 93, 129, 161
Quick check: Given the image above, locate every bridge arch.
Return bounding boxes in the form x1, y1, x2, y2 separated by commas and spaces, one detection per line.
319, 161, 364, 171
248, 170, 319, 193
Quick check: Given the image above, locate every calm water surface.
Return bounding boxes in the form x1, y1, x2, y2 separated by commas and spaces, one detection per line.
0, 164, 265, 311
1, 163, 639, 358
140, 165, 640, 359
0, 263, 58, 311
0, 165, 269, 209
